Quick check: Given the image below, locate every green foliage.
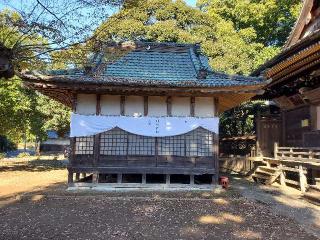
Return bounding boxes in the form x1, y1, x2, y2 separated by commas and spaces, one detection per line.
0, 77, 45, 142
0, 152, 6, 159
37, 96, 70, 138
198, 0, 302, 46
93, 0, 300, 75
0, 0, 303, 144
0, 10, 70, 145
0, 9, 48, 71
0, 136, 16, 153
219, 101, 270, 138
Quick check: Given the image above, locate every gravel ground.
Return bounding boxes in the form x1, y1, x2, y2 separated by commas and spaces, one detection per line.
0, 158, 319, 240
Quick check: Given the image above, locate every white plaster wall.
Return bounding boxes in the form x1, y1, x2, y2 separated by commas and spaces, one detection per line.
101, 95, 121, 115
172, 97, 190, 116
148, 96, 167, 116
125, 96, 144, 116
195, 97, 215, 117
76, 94, 96, 115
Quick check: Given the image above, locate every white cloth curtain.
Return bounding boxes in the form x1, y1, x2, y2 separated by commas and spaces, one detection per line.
70, 113, 219, 137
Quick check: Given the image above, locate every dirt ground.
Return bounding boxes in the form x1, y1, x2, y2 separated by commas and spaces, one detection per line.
0, 157, 319, 240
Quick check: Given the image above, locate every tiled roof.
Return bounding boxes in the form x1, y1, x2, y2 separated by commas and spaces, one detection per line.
36, 42, 265, 88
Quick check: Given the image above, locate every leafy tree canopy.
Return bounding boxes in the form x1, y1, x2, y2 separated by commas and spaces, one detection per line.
0, 0, 303, 145
198, 0, 302, 47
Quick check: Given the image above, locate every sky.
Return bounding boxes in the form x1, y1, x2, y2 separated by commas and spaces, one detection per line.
0, 0, 197, 11
0, 0, 198, 47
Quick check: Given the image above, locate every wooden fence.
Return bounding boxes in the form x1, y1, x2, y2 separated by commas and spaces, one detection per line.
274, 144, 320, 162
261, 143, 320, 192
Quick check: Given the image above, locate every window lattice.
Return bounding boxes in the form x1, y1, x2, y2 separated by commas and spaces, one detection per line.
158, 134, 185, 156
75, 136, 94, 155
128, 134, 155, 155
100, 128, 128, 155
197, 128, 214, 156
97, 127, 214, 157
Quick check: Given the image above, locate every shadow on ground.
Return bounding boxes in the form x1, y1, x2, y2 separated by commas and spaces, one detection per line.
0, 176, 319, 239
0, 159, 66, 172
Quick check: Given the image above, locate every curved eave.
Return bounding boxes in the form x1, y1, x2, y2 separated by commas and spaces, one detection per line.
285, 0, 315, 48
19, 72, 265, 113
252, 30, 320, 78
18, 71, 265, 93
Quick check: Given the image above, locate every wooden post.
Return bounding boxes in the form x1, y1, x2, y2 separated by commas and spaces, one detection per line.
155, 137, 159, 167
190, 97, 195, 117
289, 148, 293, 158
309, 150, 314, 160
70, 93, 77, 166
75, 173, 80, 181
68, 171, 73, 184
212, 174, 217, 185
142, 174, 147, 184
144, 96, 148, 116
93, 94, 101, 167
96, 94, 101, 115
279, 164, 286, 186
190, 175, 195, 186
69, 138, 76, 165
274, 142, 278, 159
120, 96, 125, 116
92, 172, 99, 185
117, 174, 122, 184
214, 97, 219, 117
93, 134, 100, 166
299, 165, 307, 192
166, 174, 170, 185
167, 96, 172, 116
214, 133, 219, 183
281, 111, 286, 146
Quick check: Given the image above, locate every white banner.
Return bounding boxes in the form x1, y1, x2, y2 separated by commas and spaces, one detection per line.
70, 113, 219, 137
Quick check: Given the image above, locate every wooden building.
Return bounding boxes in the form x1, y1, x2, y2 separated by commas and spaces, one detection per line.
253, 0, 320, 149
20, 42, 264, 188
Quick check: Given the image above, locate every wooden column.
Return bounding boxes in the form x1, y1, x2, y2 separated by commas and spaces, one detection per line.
117, 174, 122, 183
92, 172, 99, 185
142, 174, 147, 184
167, 96, 172, 116
279, 164, 286, 186
274, 142, 278, 159
144, 96, 148, 116
310, 105, 318, 131
70, 93, 77, 166
190, 97, 195, 117
166, 174, 170, 185
281, 111, 286, 145
120, 96, 125, 116
68, 171, 74, 184
190, 175, 195, 186
96, 94, 101, 116
93, 95, 101, 173
214, 97, 219, 117
75, 173, 80, 181
213, 133, 219, 184
299, 165, 307, 192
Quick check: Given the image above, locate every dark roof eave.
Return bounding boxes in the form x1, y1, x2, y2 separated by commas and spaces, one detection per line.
252, 29, 320, 77
19, 72, 265, 91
